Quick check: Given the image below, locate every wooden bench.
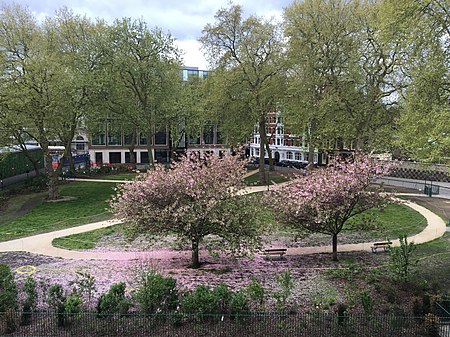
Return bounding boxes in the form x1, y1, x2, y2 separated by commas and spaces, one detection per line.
371, 241, 392, 253
264, 248, 287, 260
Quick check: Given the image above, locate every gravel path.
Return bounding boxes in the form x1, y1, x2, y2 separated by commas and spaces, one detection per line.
0, 193, 446, 260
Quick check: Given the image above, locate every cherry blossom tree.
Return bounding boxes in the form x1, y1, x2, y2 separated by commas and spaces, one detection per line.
111, 153, 261, 268
268, 156, 393, 261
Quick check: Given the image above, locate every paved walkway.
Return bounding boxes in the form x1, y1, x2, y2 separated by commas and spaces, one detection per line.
0, 181, 447, 260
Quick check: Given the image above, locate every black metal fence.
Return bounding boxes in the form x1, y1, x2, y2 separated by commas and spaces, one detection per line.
1, 311, 449, 337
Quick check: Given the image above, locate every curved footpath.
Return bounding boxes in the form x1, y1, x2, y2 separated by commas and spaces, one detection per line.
0, 183, 446, 260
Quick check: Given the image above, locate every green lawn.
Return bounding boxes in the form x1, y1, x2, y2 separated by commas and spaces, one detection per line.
52, 203, 428, 251
415, 233, 450, 291
53, 225, 120, 249
0, 192, 47, 225
244, 173, 289, 186
0, 181, 117, 242
262, 203, 428, 247
89, 173, 138, 181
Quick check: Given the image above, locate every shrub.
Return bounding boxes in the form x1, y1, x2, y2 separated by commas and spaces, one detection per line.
70, 272, 96, 307
21, 277, 37, 326
24, 174, 48, 192
388, 234, 418, 282
336, 303, 348, 326
230, 290, 250, 318
47, 284, 67, 327
64, 293, 82, 316
360, 290, 375, 316
424, 313, 440, 337
0, 264, 18, 312
133, 269, 177, 315
246, 278, 266, 311
180, 284, 233, 318
273, 270, 295, 311
97, 282, 130, 318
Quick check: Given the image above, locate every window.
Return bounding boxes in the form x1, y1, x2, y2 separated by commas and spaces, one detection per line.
107, 127, 122, 145
286, 152, 293, 160
155, 131, 167, 145
125, 152, 135, 163
187, 69, 198, 79
109, 152, 121, 164
276, 138, 281, 146
124, 133, 137, 146
140, 152, 149, 164
203, 126, 214, 144
295, 152, 301, 161
76, 143, 85, 151
189, 133, 200, 145
255, 149, 259, 156
95, 152, 103, 164
155, 150, 169, 164
91, 131, 106, 145
216, 131, 224, 144
139, 133, 148, 145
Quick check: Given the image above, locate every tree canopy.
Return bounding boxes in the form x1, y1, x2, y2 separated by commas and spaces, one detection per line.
111, 154, 262, 268
200, 4, 287, 181
267, 156, 393, 261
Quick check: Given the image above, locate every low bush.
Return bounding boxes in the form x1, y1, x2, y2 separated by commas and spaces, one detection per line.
24, 174, 48, 192
0, 264, 18, 312
97, 282, 130, 318
133, 269, 177, 315
230, 290, 250, 317
246, 278, 266, 311
47, 284, 82, 327
20, 276, 37, 326
180, 284, 233, 318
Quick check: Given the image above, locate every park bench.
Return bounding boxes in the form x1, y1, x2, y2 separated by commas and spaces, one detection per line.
264, 248, 288, 260
371, 241, 392, 253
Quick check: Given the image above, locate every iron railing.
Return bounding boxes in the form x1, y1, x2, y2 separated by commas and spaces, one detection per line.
1, 311, 449, 337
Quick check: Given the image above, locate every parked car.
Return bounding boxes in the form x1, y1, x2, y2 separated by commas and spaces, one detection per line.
245, 158, 259, 169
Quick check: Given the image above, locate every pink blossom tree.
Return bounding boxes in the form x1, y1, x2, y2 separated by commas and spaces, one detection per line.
268, 156, 393, 261
111, 153, 261, 268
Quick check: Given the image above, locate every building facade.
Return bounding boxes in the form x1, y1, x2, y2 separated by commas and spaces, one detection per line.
248, 111, 322, 165
84, 67, 230, 166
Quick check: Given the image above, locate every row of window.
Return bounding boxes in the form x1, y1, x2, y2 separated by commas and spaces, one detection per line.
91, 128, 223, 147
251, 149, 308, 161
91, 131, 167, 146
94, 150, 170, 164
253, 137, 306, 147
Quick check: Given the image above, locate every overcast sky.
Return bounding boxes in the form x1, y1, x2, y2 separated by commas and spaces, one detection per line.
8, 0, 293, 70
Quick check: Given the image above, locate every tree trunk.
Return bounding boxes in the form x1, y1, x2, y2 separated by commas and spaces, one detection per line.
146, 130, 155, 169
332, 233, 338, 262
68, 151, 75, 172
128, 130, 137, 166
191, 240, 200, 268
306, 120, 316, 171
45, 153, 60, 200
265, 142, 274, 171
258, 118, 266, 184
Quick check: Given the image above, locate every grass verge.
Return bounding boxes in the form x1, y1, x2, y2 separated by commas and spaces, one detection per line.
85, 173, 138, 181
52, 225, 121, 249
52, 203, 427, 251
0, 181, 117, 242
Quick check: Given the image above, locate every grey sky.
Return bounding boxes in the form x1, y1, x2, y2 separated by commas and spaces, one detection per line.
7, 0, 293, 69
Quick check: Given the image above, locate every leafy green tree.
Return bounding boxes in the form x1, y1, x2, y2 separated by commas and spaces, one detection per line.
108, 18, 182, 167
200, 4, 287, 182
0, 4, 107, 198
284, 0, 404, 159
384, 0, 450, 162
284, 0, 360, 164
